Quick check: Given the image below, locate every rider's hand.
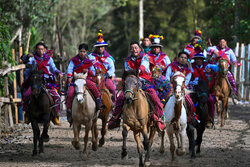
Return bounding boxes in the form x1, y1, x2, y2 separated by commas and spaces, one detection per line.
67, 77, 72, 83
59, 73, 63, 79
28, 53, 34, 57
205, 68, 212, 73
213, 51, 219, 56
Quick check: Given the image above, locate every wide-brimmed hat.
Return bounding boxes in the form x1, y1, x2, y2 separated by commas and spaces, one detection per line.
191, 30, 202, 41
193, 53, 205, 59
94, 30, 108, 47
149, 34, 164, 48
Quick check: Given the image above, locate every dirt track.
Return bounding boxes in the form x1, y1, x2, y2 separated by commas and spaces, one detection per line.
0, 101, 250, 167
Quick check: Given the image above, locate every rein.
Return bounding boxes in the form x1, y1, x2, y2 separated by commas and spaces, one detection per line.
124, 75, 140, 101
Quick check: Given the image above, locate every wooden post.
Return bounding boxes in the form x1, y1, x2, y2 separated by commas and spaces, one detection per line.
4, 75, 13, 129
239, 44, 245, 99
12, 49, 18, 124
19, 47, 24, 85
0, 102, 2, 136
234, 42, 239, 81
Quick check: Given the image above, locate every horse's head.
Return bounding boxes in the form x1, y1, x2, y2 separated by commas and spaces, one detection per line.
152, 65, 162, 78
123, 70, 141, 105
29, 66, 43, 98
95, 68, 106, 89
218, 58, 229, 77
171, 71, 185, 100
74, 72, 88, 104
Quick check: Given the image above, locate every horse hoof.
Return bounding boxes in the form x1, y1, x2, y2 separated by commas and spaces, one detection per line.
99, 138, 104, 147
39, 149, 44, 154
92, 145, 98, 151
81, 152, 88, 161
159, 147, 165, 154
144, 161, 150, 167
176, 148, 185, 156
72, 141, 80, 150
32, 150, 37, 156
121, 152, 128, 159
41, 134, 50, 142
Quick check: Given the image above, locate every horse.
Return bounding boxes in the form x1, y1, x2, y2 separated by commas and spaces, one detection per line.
164, 71, 187, 161
214, 58, 230, 127
27, 66, 53, 156
188, 79, 209, 158
71, 72, 98, 160
94, 68, 113, 147
121, 70, 155, 167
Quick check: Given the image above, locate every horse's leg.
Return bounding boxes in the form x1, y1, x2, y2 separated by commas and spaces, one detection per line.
176, 124, 186, 157
186, 123, 195, 158
215, 96, 220, 125
149, 126, 156, 147
91, 120, 98, 151
221, 97, 228, 127
82, 123, 91, 160
41, 113, 50, 143
121, 125, 130, 159
142, 125, 150, 166
134, 131, 143, 167
167, 126, 175, 161
99, 118, 106, 147
196, 123, 205, 154
31, 121, 40, 156
159, 130, 165, 153
72, 122, 81, 150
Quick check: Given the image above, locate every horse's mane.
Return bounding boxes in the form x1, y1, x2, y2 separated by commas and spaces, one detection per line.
122, 70, 138, 80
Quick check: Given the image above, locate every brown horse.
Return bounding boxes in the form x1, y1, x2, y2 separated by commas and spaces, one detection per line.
71, 72, 98, 160
121, 70, 156, 167
95, 68, 113, 147
214, 58, 230, 127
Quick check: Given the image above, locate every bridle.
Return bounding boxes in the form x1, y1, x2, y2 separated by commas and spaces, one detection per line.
124, 75, 140, 100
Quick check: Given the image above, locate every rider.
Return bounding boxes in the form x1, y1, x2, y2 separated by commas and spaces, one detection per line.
140, 36, 151, 54
66, 43, 103, 124
190, 53, 216, 127
88, 30, 116, 102
165, 51, 198, 123
22, 42, 63, 125
108, 41, 165, 131
206, 38, 240, 103
184, 30, 206, 61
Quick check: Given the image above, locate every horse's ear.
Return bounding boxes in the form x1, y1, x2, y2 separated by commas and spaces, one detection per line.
74, 72, 77, 78
83, 71, 88, 78
183, 70, 186, 75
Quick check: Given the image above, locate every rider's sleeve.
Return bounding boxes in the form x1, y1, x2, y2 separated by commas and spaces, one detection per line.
207, 46, 218, 57
48, 58, 62, 75
125, 61, 133, 71
184, 48, 191, 56
139, 55, 150, 73
107, 57, 115, 78
164, 56, 171, 67
185, 73, 192, 86
165, 65, 173, 82
228, 49, 237, 64
67, 60, 74, 78
205, 64, 219, 72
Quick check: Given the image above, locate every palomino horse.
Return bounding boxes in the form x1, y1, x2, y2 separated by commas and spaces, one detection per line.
164, 71, 187, 161
188, 79, 209, 158
121, 70, 157, 167
71, 72, 98, 160
28, 66, 52, 156
214, 58, 230, 127
95, 68, 113, 147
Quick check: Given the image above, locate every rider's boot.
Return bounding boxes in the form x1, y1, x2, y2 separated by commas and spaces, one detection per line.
24, 112, 30, 124
108, 116, 121, 130
52, 116, 61, 125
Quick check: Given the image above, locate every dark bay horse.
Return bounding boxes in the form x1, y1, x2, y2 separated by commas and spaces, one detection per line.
121, 70, 155, 167
95, 68, 113, 147
214, 58, 230, 127
188, 79, 209, 158
28, 67, 53, 156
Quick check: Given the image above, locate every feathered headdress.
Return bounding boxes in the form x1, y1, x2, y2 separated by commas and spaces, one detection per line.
149, 34, 164, 48
94, 30, 108, 47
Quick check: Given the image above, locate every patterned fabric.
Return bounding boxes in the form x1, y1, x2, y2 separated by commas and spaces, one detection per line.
48, 88, 61, 115
125, 51, 145, 71
112, 91, 124, 119
208, 94, 216, 122
191, 63, 208, 81
227, 71, 238, 96
105, 78, 116, 102
151, 76, 172, 104
184, 44, 195, 59
185, 94, 198, 123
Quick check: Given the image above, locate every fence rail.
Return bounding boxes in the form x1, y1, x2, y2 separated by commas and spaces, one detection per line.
233, 43, 250, 102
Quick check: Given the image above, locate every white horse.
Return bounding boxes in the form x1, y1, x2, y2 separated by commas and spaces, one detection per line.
164, 71, 187, 161
71, 72, 98, 160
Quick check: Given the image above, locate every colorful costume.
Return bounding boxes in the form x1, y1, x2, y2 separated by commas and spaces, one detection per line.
66, 55, 102, 111
22, 51, 62, 123
207, 45, 238, 96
